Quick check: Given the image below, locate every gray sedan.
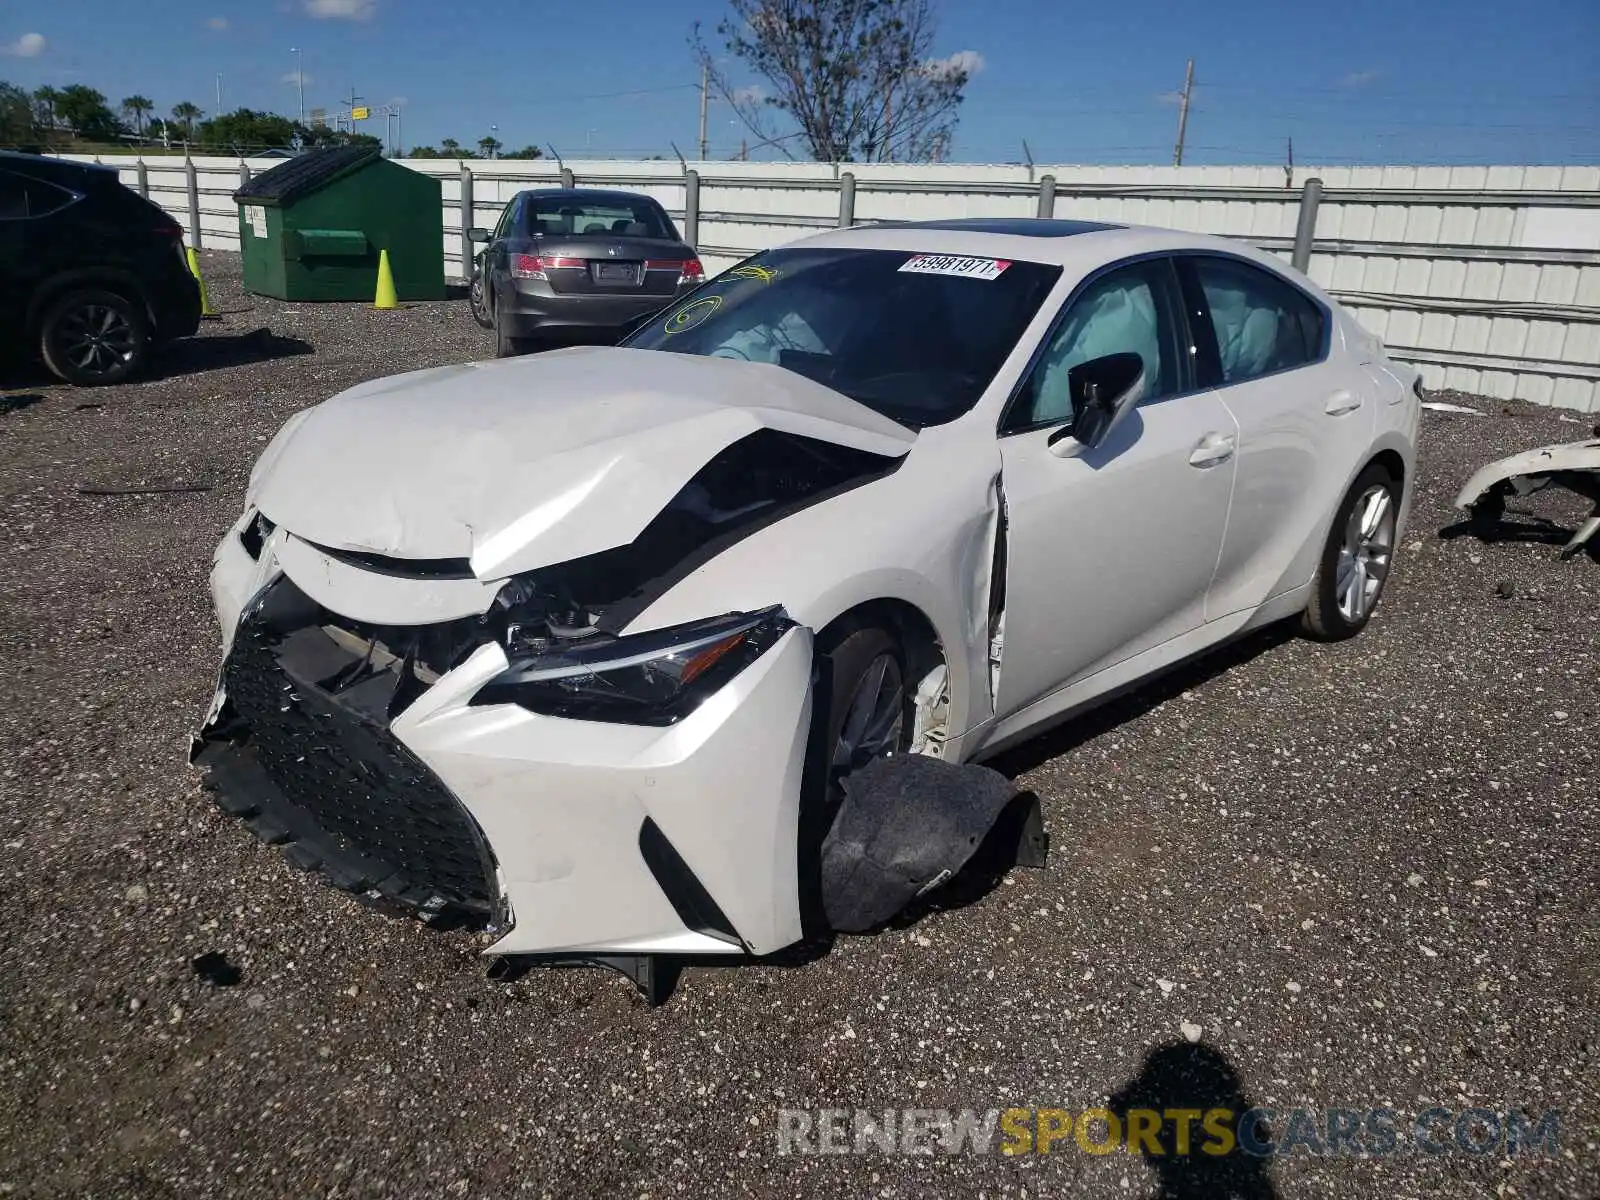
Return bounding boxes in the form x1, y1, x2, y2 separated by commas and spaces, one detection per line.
469, 188, 703, 356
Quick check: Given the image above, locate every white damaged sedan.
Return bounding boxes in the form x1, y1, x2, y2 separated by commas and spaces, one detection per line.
196, 218, 1420, 973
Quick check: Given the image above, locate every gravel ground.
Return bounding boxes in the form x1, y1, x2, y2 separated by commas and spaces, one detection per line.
1, 254, 1595, 1199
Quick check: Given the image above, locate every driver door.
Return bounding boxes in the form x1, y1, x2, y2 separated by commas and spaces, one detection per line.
994, 257, 1239, 719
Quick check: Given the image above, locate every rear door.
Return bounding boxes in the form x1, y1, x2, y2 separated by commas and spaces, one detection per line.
524, 195, 692, 300
994, 257, 1240, 718
0, 168, 81, 332
1176, 253, 1376, 619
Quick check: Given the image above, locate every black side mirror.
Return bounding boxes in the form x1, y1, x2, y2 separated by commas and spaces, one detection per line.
1055, 351, 1147, 453
467, 227, 490, 243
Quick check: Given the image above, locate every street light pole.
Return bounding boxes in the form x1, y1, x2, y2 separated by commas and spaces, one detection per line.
216, 73, 223, 111
291, 48, 304, 124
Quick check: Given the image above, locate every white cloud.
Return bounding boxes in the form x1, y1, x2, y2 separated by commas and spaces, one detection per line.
281, 69, 312, 86
730, 84, 767, 106
205, 15, 229, 30
304, 0, 375, 19
1, 32, 46, 57
924, 49, 985, 80
1341, 68, 1381, 88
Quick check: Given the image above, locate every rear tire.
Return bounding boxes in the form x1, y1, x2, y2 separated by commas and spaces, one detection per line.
39, 288, 149, 386
1302, 463, 1400, 640
491, 285, 528, 358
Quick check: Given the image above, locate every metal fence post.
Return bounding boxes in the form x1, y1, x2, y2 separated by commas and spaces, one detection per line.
838, 171, 856, 228
1291, 177, 1323, 274
135, 158, 148, 200
1036, 173, 1057, 219
459, 162, 474, 282
185, 157, 202, 250
683, 168, 700, 250
560, 166, 575, 188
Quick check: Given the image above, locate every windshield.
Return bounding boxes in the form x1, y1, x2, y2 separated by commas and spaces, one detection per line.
621, 247, 1061, 428
525, 195, 674, 239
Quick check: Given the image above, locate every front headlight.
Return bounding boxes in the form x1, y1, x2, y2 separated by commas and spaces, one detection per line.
470, 606, 792, 725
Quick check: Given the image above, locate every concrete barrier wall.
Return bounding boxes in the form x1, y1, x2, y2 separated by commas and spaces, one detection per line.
70, 154, 1600, 413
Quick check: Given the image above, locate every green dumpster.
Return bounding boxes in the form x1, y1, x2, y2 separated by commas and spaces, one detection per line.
234, 145, 444, 302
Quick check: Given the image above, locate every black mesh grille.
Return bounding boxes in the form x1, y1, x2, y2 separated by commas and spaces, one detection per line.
220, 583, 495, 911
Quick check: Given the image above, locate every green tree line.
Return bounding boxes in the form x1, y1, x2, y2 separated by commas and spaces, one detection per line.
1, 79, 542, 160
0, 80, 383, 153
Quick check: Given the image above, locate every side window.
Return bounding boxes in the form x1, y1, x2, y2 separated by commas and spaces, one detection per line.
1008, 259, 1182, 431
492, 195, 521, 240
0, 171, 73, 220
1191, 256, 1325, 384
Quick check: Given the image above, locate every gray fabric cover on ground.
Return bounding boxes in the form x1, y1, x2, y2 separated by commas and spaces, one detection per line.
820, 753, 1046, 933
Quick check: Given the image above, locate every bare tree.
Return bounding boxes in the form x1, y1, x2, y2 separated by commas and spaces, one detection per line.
693, 0, 973, 163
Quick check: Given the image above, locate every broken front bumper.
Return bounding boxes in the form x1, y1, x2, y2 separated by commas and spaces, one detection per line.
197, 531, 816, 960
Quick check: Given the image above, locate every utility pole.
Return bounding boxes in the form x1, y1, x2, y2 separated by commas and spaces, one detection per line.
291, 48, 304, 124
216, 73, 224, 112
1172, 58, 1194, 166
697, 62, 709, 160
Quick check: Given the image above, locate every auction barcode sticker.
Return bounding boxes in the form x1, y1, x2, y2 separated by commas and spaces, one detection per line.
899, 254, 1012, 280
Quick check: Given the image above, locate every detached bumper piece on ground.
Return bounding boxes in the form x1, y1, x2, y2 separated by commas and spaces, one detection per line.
820, 755, 1048, 933
1455, 431, 1600, 560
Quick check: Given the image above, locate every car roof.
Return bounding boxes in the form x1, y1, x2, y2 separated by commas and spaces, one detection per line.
0, 151, 120, 189
787, 218, 1320, 285
515, 187, 662, 205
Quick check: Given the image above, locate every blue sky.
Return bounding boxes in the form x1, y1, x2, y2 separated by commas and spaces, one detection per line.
2, 0, 1596, 164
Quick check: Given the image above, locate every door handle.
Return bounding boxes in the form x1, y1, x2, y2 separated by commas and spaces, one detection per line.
1188, 432, 1236, 468
1324, 391, 1363, 416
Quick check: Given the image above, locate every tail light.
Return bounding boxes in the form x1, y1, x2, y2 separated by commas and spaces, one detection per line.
511, 253, 586, 280
645, 258, 705, 287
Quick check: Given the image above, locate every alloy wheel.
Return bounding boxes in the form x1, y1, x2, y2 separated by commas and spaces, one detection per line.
832, 653, 906, 772
58, 302, 138, 378
1335, 484, 1396, 622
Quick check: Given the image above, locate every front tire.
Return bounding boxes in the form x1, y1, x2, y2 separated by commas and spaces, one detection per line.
469, 267, 493, 330
39, 288, 149, 386
1302, 463, 1400, 640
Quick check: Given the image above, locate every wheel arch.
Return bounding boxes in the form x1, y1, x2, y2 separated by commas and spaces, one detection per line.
26, 268, 153, 337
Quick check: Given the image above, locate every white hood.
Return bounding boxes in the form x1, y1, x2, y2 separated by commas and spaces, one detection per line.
249, 345, 915, 580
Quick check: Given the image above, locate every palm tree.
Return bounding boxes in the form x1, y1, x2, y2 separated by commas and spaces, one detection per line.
121, 95, 154, 139
171, 101, 203, 141
477, 135, 501, 160
439, 137, 463, 157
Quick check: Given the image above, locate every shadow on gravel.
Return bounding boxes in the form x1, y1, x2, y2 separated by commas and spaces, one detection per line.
1, 392, 44, 415
1438, 514, 1600, 563
1110, 1040, 1278, 1200
987, 623, 1297, 781
150, 328, 313, 379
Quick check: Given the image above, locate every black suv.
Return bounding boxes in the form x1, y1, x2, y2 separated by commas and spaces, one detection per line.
0, 152, 202, 385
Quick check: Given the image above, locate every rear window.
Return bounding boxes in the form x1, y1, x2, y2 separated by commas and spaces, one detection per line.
525, 196, 672, 239
623, 247, 1062, 428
